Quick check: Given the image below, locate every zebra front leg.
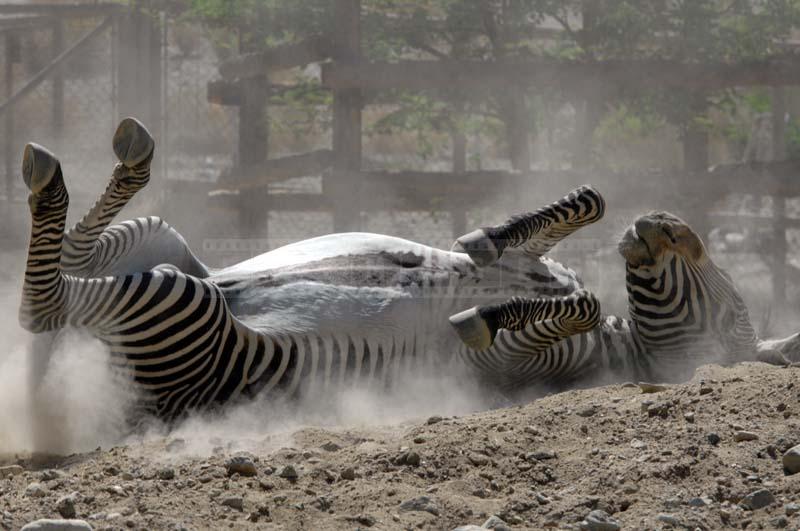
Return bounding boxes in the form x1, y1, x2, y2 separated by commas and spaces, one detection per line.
453, 185, 605, 267
59, 117, 209, 278
449, 289, 601, 352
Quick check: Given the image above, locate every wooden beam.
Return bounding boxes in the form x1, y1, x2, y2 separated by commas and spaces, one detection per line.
219, 149, 334, 188
219, 35, 332, 80
322, 57, 800, 93
0, 3, 124, 16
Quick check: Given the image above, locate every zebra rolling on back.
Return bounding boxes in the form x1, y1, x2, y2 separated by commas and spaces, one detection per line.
19, 118, 646, 419
619, 210, 800, 377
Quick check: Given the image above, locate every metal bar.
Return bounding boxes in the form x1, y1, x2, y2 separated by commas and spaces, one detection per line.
0, 17, 113, 117
4, 33, 15, 201
0, 4, 124, 16
51, 19, 64, 138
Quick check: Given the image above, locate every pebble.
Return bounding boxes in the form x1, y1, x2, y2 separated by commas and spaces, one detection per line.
20, 520, 93, 531
340, 467, 356, 481
771, 516, 789, 528
106, 485, 126, 497
320, 441, 341, 452
396, 450, 421, 467
638, 382, 668, 393
482, 515, 512, 530
25, 482, 47, 498
707, 433, 722, 446
630, 438, 646, 449
0, 465, 23, 478
683, 412, 695, 423
278, 465, 298, 480
688, 496, 710, 507
56, 493, 79, 519
647, 402, 672, 418
657, 514, 681, 526
220, 496, 244, 511
699, 385, 713, 395
739, 488, 775, 510
452, 527, 484, 531
580, 509, 620, 531
782, 444, 800, 475
528, 450, 557, 461
349, 514, 376, 527
576, 405, 598, 417
785, 502, 800, 516
734, 431, 759, 442
399, 496, 440, 516
426, 415, 443, 425
468, 453, 489, 466
157, 467, 175, 480
225, 457, 257, 477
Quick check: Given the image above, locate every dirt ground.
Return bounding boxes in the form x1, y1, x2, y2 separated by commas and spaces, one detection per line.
1, 362, 799, 531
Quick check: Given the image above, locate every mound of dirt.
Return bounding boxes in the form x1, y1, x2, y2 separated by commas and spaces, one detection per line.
2, 362, 800, 530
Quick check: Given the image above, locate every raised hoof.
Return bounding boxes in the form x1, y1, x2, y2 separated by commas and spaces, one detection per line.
22, 143, 60, 194
449, 307, 495, 351
113, 117, 154, 168
452, 229, 500, 267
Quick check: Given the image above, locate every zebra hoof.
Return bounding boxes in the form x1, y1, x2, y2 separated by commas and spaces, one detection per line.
113, 117, 154, 168
453, 229, 500, 267
22, 143, 60, 195
449, 306, 496, 351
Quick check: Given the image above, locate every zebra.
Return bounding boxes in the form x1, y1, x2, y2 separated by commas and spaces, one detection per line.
18, 118, 646, 420
618, 210, 800, 378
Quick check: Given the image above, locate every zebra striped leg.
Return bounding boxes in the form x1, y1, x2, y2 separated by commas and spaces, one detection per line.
60, 118, 209, 278
449, 289, 601, 352
453, 185, 605, 267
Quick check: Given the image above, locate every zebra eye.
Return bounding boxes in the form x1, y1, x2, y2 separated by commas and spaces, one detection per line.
662, 226, 677, 244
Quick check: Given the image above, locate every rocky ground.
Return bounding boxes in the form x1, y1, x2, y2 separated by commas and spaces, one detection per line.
1, 362, 800, 531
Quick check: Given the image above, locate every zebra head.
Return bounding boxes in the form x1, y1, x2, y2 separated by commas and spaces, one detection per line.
617, 211, 760, 363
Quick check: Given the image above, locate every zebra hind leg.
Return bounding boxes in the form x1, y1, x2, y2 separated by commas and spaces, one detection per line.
449, 289, 600, 352
61, 118, 209, 278
452, 185, 605, 267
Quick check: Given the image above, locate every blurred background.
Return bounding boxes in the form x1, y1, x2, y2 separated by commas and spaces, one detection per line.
0, 0, 799, 330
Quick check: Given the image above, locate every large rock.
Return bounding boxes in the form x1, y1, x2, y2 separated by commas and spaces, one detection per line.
399, 496, 440, 516
20, 520, 93, 531
782, 444, 800, 475
740, 489, 776, 510
580, 510, 621, 531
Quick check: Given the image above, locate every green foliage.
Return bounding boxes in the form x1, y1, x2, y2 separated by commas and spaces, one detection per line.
186, 0, 800, 165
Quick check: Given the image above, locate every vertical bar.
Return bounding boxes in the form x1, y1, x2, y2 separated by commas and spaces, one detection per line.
330, 0, 362, 232
682, 93, 710, 240
161, 9, 168, 182
451, 124, 467, 239
51, 20, 64, 140
111, 15, 118, 126
4, 34, 16, 202
771, 87, 787, 310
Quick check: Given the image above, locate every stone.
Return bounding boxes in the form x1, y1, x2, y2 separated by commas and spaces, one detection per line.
770, 516, 789, 528
647, 402, 672, 418
638, 382, 668, 393
707, 433, 721, 446
220, 496, 244, 511
399, 496, 440, 516
580, 509, 620, 531
452, 527, 484, 531
782, 444, 800, 475
734, 431, 759, 442
576, 405, 598, 417
157, 467, 175, 480
320, 441, 341, 452
528, 451, 557, 461
683, 412, 695, 423
657, 514, 681, 526
25, 482, 47, 498
785, 502, 800, 516
0, 465, 24, 478
349, 514, 376, 527
688, 497, 709, 507
20, 520, 93, 531
468, 453, 489, 466
278, 465, 298, 480
426, 415, 443, 425
340, 467, 356, 481
739, 489, 775, 510
56, 493, 79, 519
225, 457, 257, 477
482, 515, 511, 530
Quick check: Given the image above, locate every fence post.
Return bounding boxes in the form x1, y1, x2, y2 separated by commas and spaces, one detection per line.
51, 20, 64, 141
330, 0, 363, 232
450, 122, 467, 239
682, 93, 711, 240
4, 33, 18, 203
237, 75, 269, 241
771, 87, 787, 310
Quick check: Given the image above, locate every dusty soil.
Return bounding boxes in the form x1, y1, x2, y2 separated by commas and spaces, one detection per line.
1, 362, 800, 531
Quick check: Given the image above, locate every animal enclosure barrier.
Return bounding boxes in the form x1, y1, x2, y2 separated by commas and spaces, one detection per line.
208, 0, 800, 311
